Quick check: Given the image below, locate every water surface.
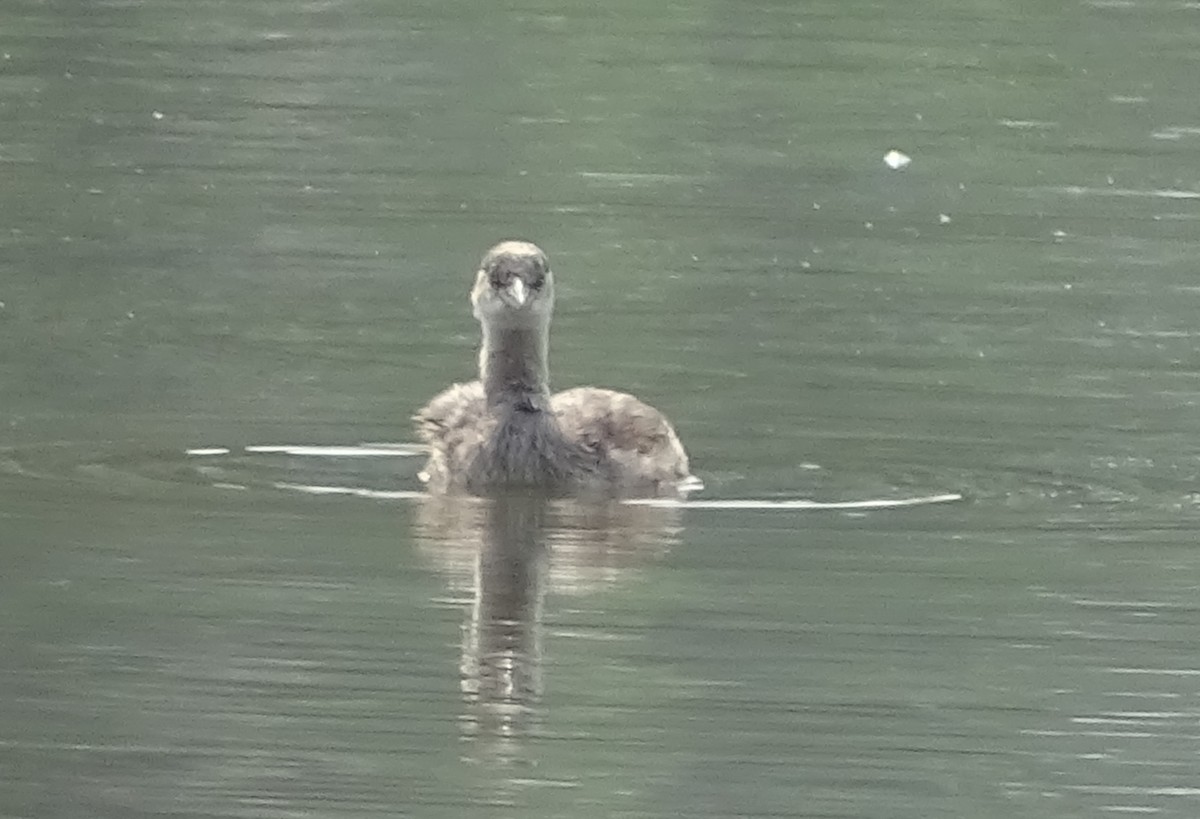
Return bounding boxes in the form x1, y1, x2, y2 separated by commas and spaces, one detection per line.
4, 1, 1200, 816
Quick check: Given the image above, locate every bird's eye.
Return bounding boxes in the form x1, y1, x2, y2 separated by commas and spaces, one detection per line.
529, 275, 545, 290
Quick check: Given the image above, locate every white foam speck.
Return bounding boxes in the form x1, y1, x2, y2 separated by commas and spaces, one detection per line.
883, 149, 911, 170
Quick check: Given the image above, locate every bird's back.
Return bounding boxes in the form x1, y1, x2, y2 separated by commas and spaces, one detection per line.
414, 381, 489, 493
552, 386, 692, 497
416, 383, 691, 497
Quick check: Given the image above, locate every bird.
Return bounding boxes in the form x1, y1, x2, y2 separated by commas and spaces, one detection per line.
415, 240, 693, 498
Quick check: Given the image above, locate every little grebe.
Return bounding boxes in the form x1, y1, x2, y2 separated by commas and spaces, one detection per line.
415, 241, 692, 497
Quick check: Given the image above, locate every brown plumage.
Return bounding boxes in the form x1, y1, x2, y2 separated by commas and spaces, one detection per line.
415, 241, 692, 497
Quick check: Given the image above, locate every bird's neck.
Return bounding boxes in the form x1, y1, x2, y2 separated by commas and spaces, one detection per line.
479, 322, 551, 407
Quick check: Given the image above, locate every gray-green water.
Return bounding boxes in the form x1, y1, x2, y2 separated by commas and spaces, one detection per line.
5, 1, 1200, 816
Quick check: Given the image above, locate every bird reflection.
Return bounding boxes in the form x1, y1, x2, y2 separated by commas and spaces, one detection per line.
412, 493, 682, 763
459, 496, 547, 750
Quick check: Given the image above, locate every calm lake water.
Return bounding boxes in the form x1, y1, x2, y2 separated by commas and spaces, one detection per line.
5, 1, 1200, 816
